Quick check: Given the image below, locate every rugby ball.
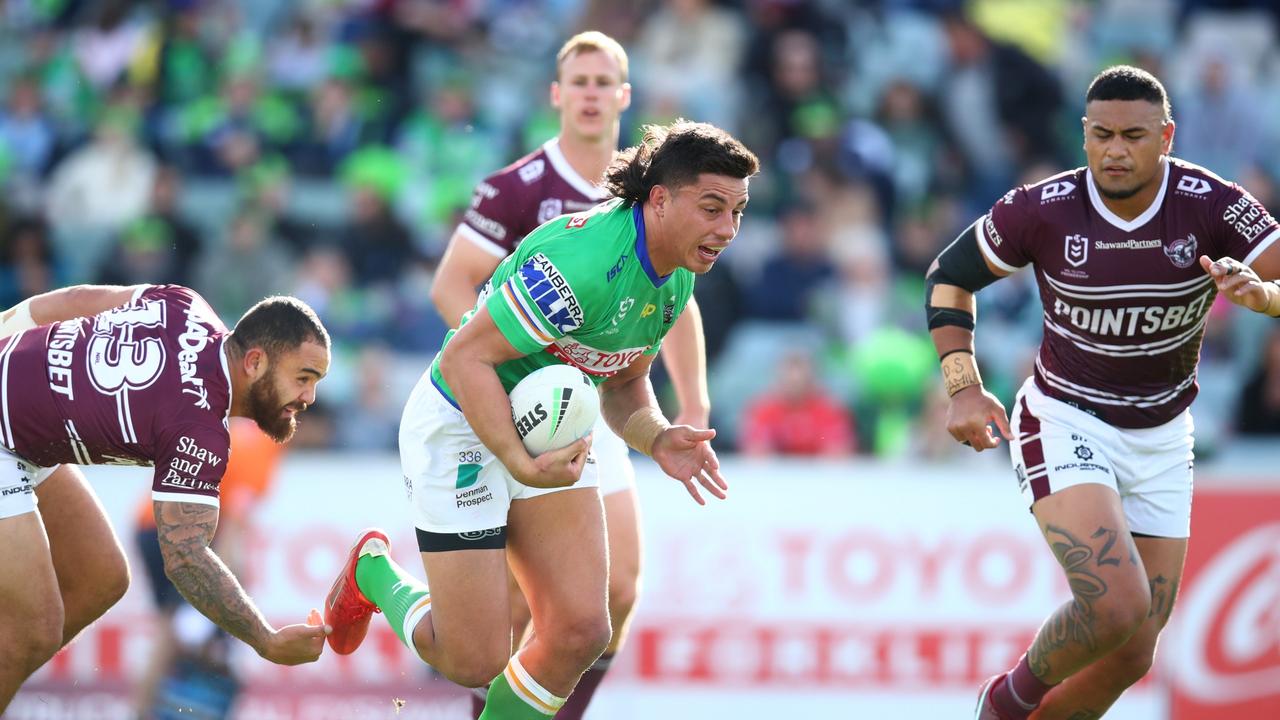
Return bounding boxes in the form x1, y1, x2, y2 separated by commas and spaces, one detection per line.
509, 364, 600, 455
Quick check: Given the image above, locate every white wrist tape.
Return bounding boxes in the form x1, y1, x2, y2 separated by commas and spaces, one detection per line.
0, 299, 36, 338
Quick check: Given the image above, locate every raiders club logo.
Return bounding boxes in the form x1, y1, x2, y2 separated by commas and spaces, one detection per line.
1164, 234, 1198, 268
1065, 234, 1089, 267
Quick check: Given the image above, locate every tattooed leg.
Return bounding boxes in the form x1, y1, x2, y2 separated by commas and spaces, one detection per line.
1025, 485, 1154, 686
1029, 536, 1187, 720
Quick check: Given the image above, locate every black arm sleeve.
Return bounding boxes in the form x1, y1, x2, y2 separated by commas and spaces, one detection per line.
925, 222, 1003, 331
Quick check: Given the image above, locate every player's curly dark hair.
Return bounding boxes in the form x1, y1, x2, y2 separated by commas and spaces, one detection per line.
603, 120, 759, 205
229, 296, 330, 359
1087, 65, 1172, 123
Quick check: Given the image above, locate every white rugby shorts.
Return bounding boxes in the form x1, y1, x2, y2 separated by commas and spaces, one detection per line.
0, 445, 58, 519
1009, 377, 1194, 538
399, 373, 600, 535
591, 413, 636, 496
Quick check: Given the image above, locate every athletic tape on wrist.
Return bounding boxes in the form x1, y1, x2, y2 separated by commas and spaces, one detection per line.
941, 350, 982, 397
622, 406, 668, 456
0, 299, 36, 338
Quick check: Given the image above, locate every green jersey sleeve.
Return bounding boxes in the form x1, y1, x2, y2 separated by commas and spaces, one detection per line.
432, 199, 698, 400
484, 250, 588, 356
483, 201, 625, 356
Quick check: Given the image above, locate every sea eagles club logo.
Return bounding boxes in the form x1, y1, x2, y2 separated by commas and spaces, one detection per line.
1065, 234, 1088, 267
1165, 234, 1198, 268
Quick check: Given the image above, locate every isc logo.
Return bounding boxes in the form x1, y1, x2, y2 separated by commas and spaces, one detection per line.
514, 403, 548, 438
565, 215, 588, 229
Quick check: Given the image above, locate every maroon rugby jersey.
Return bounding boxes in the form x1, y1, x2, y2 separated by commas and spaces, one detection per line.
458, 137, 609, 257
0, 285, 231, 505
978, 158, 1280, 428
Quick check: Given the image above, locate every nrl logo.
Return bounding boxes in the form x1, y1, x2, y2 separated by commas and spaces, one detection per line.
1064, 234, 1088, 267
1164, 234, 1198, 268
537, 199, 563, 223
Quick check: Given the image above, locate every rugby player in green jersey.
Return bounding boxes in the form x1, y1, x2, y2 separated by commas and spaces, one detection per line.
325, 119, 758, 720
430, 32, 715, 718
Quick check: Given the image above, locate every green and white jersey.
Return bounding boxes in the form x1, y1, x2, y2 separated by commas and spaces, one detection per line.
429, 199, 695, 405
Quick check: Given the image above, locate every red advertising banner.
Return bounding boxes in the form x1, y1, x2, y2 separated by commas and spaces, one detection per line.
1169, 486, 1280, 720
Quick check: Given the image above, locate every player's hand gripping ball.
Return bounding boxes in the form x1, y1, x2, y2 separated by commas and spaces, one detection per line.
509, 364, 599, 454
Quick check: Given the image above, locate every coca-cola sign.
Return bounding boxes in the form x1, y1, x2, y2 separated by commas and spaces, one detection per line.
1169, 490, 1280, 720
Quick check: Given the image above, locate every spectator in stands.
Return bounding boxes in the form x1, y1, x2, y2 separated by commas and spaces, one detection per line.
0, 216, 61, 307
635, 0, 746, 130
335, 345, 401, 451
874, 78, 961, 211
1175, 54, 1262, 182
348, 21, 415, 136
71, 0, 146, 92
97, 165, 203, 286
144, 1, 217, 110
691, 257, 743, 367
178, 70, 303, 177
818, 225, 891, 347
196, 208, 292, 318
291, 245, 357, 325
744, 199, 836, 322
292, 76, 366, 177
740, 0, 842, 102
740, 351, 856, 457
743, 28, 842, 177
22, 27, 98, 140
45, 104, 156, 232
96, 218, 177, 287
1238, 326, 1280, 435
0, 72, 58, 180
239, 156, 318, 256
395, 75, 505, 243
267, 13, 330, 93
336, 147, 416, 288
937, 11, 1064, 201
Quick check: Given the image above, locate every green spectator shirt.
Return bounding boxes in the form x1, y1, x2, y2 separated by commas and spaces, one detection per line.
429, 198, 694, 404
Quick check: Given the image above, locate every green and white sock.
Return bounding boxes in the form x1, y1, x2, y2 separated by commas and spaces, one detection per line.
478, 653, 566, 719
353, 540, 431, 657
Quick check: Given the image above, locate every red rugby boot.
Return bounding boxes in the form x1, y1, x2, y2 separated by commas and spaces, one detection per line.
324, 528, 390, 655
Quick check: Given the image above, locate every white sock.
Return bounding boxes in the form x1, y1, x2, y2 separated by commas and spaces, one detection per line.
402, 595, 433, 661
503, 652, 566, 715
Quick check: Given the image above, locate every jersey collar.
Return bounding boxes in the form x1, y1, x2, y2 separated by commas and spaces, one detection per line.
543, 137, 609, 201
633, 203, 671, 287
1086, 158, 1169, 233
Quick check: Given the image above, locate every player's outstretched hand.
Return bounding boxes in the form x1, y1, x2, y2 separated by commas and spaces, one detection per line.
259, 612, 331, 666
1200, 255, 1273, 313
652, 426, 728, 505
947, 385, 1011, 451
518, 435, 593, 489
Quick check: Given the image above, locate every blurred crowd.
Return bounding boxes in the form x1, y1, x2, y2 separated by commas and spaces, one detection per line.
2, 0, 1280, 457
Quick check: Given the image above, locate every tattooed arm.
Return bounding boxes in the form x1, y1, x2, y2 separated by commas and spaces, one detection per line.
154, 500, 328, 665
